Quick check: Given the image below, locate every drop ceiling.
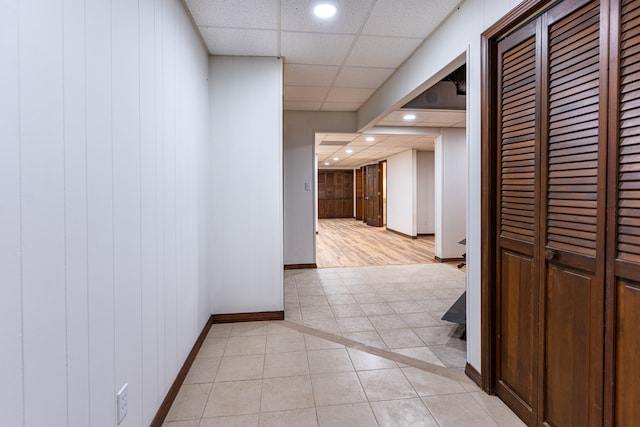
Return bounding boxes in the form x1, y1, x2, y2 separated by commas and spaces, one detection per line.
184, 0, 466, 168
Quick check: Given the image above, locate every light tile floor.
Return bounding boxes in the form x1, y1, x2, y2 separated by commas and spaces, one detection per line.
285, 264, 468, 369
164, 320, 524, 426
164, 264, 526, 426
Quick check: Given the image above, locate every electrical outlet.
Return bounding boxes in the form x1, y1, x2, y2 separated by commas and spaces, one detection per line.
116, 383, 128, 425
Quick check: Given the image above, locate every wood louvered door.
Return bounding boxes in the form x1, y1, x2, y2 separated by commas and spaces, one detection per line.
365, 163, 383, 226
611, 0, 640, 424
495, 21, 540, 426
541, 1, 605, 425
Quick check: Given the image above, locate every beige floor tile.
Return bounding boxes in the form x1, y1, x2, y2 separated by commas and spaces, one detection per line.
299, 295, 330, 307
304, 334, 345, 350
316, 403, 378, 427
184, 357, 221, 384
224, 336, 266, 356
342, 331, 386, 348
215, 354, 264, 382
164, 383, 212, 422
297, 286, 325, 296
301, 305, 334, 320
202, 380, 262, 418
162, 420, 199, 427
430, 344, 467, 368
470, 391, 527, 426
336, 316, 375, 333
413, 326, 456, 345
378, 328, 424, 348
264, 351, 309, 378
347, 348, 397, 371
261, 375, 315, 412
399, 313, 443, 328
285, 308, 302, 322
208, 324, 233, 338
368, 314, 408, 330
422, 393, 499, 427
359, 303, 394, 316
325, 294, 357, 305
357, 368, 417, 401
394, 347, 445, 367
199, 414, 259, 427
311, 372, 367, 406
387, 300, 425, 314
302, 318, 341, 334
258, 408, 317, 427
330, 304, 364, 318
352, 293, 384, 304
370, 398, 439, 427
307, 348, 355, 374
266, 333, 305, 353
266, 322, 299, 335
322, 286, 350, 295
401, 367, 466, 396
198, 338, 228, 358
229, 322, 268, 337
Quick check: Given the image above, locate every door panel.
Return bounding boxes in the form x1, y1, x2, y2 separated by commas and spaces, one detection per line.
615, 280, 640, 425
355, 169, 363, 220
366, 163, 382, 226
318, 170, 353, 218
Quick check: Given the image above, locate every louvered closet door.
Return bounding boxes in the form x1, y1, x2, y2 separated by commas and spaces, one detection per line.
541, 1, 605, 425
614, 0, 640, 424
495, 21, 540, 426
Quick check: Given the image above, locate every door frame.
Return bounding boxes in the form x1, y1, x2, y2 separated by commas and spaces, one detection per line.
480, 0, 561, 393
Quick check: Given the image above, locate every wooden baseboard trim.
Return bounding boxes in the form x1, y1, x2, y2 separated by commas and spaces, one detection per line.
212, 311, 284, 323
284, 263, 317, 270
435, 256, 465, 263
386, 227, 417, 239
150, 315, 213, 427
465, 363, 483, 389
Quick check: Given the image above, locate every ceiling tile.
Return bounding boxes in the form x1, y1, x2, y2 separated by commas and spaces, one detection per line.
361, 0, 459, 38
281, 32, 355, 65
284, 101, 322, 111
321, 102, 363, 111
186, 0, 279, 29
281, 0, 374, 33
284, 64, 340, 87
345, 36, 423, 68
326, 87, 375, 103
284, 86, 329, 102
333, 67, 395, 89
201, 27, 278, 56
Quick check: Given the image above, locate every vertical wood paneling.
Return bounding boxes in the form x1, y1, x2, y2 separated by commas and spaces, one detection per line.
0, 1, 24, 426
19, 1, 68, 425
86, 0, 116, 423
112, 0, 143, 425
139, 0, 160, 421
63, 0, 90, 425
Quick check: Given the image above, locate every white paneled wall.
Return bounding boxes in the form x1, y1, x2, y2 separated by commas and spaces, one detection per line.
0, 1, 210, 426
417, 151, 435, 234
386, 150, 417, 237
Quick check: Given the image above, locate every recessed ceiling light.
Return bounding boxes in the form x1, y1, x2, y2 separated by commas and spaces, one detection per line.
365, 136, 375, 142
314, 3, 336, 18
346, 149, 353, 154
324, 162, 330, 166
333, 157, 339, 161
403, 114, 416, 121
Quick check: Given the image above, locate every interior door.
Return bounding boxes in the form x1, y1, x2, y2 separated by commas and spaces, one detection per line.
355, 169, 363, 220
541, 2, 605, 425
366, 163, 383, 226
361, 166, 367, 222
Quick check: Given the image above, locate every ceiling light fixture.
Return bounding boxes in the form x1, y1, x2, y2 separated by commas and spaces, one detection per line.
314, 3, 336, 18
333, 157, 339, 161
324, 162, 330, 166
346, 149, 353, 154
366, 136, 375, 142
403, 114, 416, 121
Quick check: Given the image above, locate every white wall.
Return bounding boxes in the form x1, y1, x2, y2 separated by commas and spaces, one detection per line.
435, 129, 467, 260
356, 0, 523, 372
283, 111, 357, 265
417, 151, 436, 234
386, 150, 417, 236
0, 1, 211, 426
210, 56, 283, 314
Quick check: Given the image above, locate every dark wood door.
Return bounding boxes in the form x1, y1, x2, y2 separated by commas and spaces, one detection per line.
495, 1, 605, 425
361, 166, 367, 222
317, 170, 353, 218
365, 163, 383, 226
355, 168, 363, 220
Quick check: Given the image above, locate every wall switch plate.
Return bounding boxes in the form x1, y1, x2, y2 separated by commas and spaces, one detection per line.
116, 383, 128, 425
305, 181, 311, 191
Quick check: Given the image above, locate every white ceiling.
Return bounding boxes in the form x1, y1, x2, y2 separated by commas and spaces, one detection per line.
184, 0, 466, 168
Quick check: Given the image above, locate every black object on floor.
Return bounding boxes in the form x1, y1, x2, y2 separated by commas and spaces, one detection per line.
442, 291, 466, 325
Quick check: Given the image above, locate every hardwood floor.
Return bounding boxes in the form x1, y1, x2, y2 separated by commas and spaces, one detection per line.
316, 218, 465, 269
